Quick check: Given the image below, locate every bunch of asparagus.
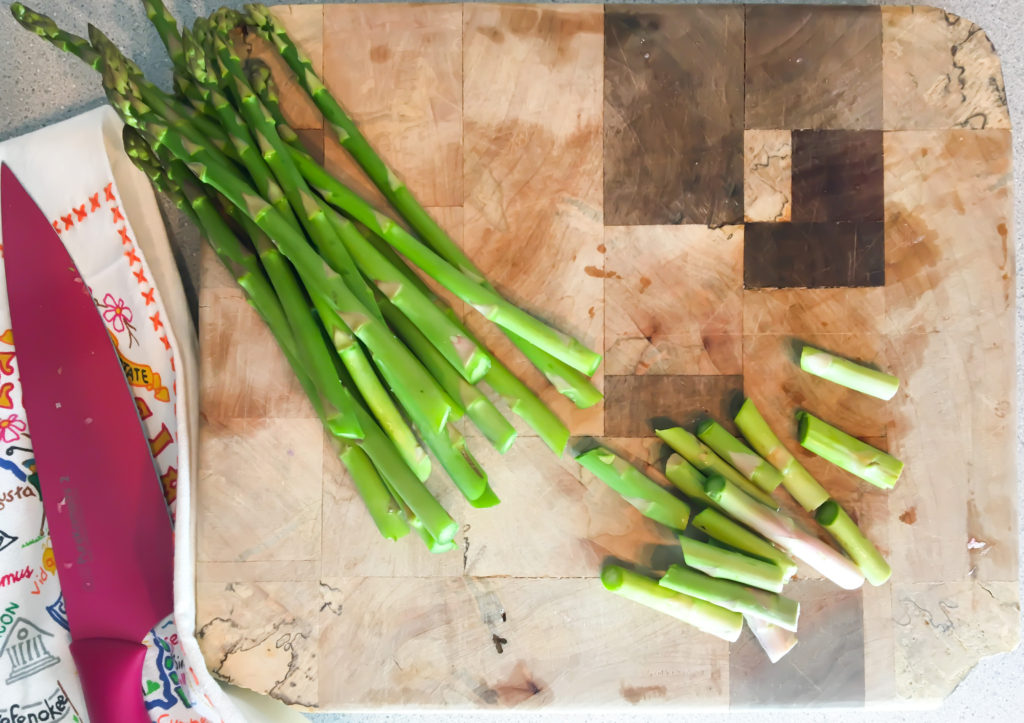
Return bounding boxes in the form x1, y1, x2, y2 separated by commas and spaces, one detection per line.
12, 0, 604, 551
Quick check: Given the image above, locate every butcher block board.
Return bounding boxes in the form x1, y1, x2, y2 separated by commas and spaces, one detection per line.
195, 3, 1018, 711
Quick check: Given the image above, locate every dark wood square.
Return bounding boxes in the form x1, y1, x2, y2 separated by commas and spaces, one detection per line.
745, 5, 883, 130
604, 5, 744, 226
604, 375, 743, 437
744, 222, 885, 288
792, 130, 884, 223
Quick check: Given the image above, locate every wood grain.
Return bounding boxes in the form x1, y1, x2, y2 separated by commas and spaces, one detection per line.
322, 3, 462, 207
195, 4, 1018, 711
604, 5, 744, 226
745, 5, 883, 130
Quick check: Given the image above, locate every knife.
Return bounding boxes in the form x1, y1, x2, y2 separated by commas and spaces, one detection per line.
1, 163, 174, 723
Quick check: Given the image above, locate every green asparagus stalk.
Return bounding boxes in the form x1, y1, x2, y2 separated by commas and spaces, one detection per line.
690, 508, 797, 583
655, 427, 778, 508
696, 418, 784, 493
601, 565, 742, 643
733, 398, 829, 512
432, 421, 490, 502
663, 453, 717, 507
576, 447, 690, 530
337, 443, 409, 540
703, 475, 864, 590
660, 564, 800, 631
379, 294, 517, 453
243, 2, 602, 399
139, 0, 187, 75
679, 536, 787, 593
320, 200, 491, 384
89, 25, 234, 157
797, 412, 904, 490
815, 500, 891, 586
745, 615, 798, 664
800, 345, 899, 400
11, 3, 100, 68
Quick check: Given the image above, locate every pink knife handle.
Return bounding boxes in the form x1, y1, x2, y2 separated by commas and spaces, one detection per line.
70, 638, 152, 723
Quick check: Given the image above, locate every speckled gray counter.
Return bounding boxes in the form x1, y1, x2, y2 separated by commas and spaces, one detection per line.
1, 2, 1021, 722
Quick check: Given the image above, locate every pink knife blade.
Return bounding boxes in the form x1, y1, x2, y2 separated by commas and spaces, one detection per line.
1, 163, 173, 722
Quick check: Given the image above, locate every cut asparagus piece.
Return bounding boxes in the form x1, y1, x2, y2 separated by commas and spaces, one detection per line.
733, 398, 829, 512
679, 536, 787, 592
655, 427, 778, 508
577, 448, 690, 530
691, 508, 798, 583
800, 345, 899, 400
797, 412, 904, 490
816, 500, 892, 586
601, 565, 742, 643
660, 564, 800, 631
664, 453, 718, 508
696, 418, 784, 493
745, 615, 798, 664
703, 475, 865, 590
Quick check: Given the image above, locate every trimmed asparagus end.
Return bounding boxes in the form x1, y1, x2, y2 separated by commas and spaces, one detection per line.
601, 565, 743, 643
577, 447, 691, 530
800, 345, 899, 400
679, 536, 787, 592
816, 500, 892, 586
797, 411, 904, 490
691, 508, 798, 583
704, 474, 865, 590
696, 417, 784, 493
733, 398, 829, 512
660, 564, 800, 631
745, 615, 798, 664
655, 426, 779, 509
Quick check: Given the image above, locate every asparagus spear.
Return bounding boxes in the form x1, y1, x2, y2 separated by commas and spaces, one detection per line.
797, 412, 904, 490
696, 418, 784, 493
11, 2, 100, 68
800, 345, 899, 400
703, 475, 864, 590
745, 615, 798, 664
663, 453, 719, 509
601, 565, 742, 643
243, 3, 603, 379
660, 564, 800, 631
679, 537, 787, 592
577, 447, 691, 530
655, 427, 778, 508
815, 500, 892, 586
139, 0, 186, 75
733, 398, 829, 512
690, 508, 798, 583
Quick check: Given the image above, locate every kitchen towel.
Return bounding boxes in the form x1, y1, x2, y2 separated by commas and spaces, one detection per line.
0, 106, 304, 722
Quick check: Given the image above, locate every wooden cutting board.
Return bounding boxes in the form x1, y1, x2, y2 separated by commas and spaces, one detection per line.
194, 3, 1017, 711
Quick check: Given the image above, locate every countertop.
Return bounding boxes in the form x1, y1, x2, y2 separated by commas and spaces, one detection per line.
1, 1, 1020, 721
